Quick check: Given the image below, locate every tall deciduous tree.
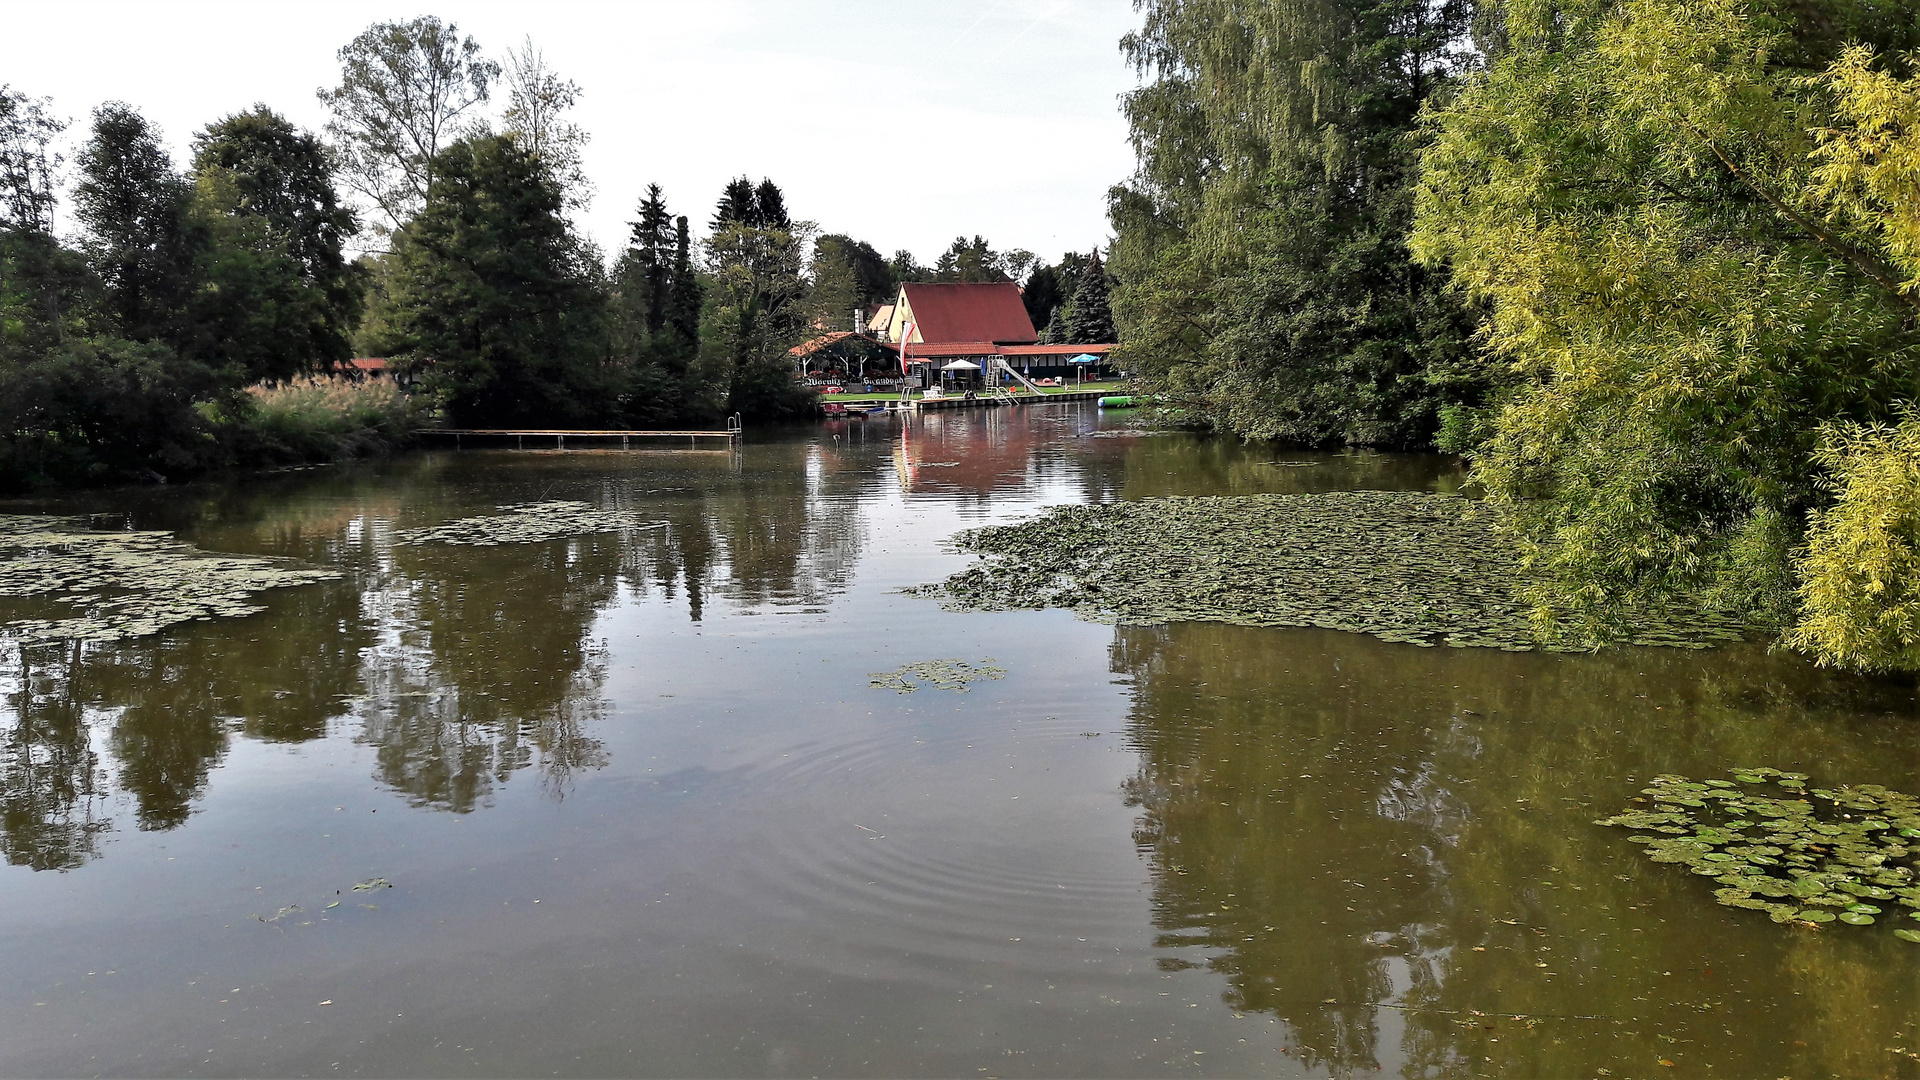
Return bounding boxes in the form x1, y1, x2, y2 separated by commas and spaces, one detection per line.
500, 38, 589, 209
318, 17, 499, 236
1111, 0, 1480, 446
932, 235, 1011, 283
0, 87, 63, 235
369, 134, 605, 427
73, 102, 196, 344
185, 106, 360, 383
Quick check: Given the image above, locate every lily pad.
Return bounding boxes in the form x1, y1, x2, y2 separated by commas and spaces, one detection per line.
913, 493, 1748, 651
869, 659, 1007, 694
1895, 929, 1920, 943
394, 501, 665, 547
0, 515, 340, 646
1598, 771, 1920, 935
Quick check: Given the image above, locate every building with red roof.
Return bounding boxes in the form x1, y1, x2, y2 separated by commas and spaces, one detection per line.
884, 283, 1037, 347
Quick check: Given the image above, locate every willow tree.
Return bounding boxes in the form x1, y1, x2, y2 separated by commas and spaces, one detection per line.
1110, 0, 1482, 447
1412, 0, 1920, 657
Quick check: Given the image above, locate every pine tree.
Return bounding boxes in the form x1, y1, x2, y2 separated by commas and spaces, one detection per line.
711, 176, 757, 231
1059, 253, 1114, 344
627, 183, 672, 334
754, 179, 789, 230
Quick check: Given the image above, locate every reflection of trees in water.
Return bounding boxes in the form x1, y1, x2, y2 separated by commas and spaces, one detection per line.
1113, 622, 1920, 1078
362, 532, 621, 812
0, 643, 110, 870
598, 442, 871, 619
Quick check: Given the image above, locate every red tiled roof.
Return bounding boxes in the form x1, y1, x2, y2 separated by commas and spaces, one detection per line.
900, 283, 1037, 345
791, 331, 855, 357
903, 341, 999, 358
997, 343, 1114, 356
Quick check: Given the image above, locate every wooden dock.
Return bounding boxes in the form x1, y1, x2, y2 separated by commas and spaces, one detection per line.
417, 425, 741, 450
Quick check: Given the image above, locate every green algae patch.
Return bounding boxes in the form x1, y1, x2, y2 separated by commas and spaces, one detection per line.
394, 501, 665, 546
0, 515, 341, 647
869, 659, 1007, 694
1596, 770, 1920, 932
915, 493, 1745, 651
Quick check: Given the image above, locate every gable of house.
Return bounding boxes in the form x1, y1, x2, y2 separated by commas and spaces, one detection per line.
887, 283, 1037, 345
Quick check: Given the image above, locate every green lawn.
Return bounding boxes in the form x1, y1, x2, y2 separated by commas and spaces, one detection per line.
822, 381, 1129, 405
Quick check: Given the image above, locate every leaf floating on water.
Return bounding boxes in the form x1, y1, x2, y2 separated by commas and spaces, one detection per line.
351, 877, 392, 891
0, 515, 340, 646
910, 493, 1747, 652
1598, 771, 1920, 934
1895, 929, 1920, 943
869, 659, 1007, 694
394, 502, 665, 547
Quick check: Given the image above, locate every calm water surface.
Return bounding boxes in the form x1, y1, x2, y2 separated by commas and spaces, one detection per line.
1, 405, 1916, 1077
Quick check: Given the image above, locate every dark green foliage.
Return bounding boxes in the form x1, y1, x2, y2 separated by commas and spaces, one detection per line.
932, 235, 1010, 282
0, 337, 219, 488
1021, 262, 1066, 335
888, 249, 930, 284
611, 186, 705, 425
184, 106, 361, 384
1057, 253, 1116, 345
1110, 0, 1482, 448
74, 103, 196, 345
704, 175, 815, 421
370, 134, 607, 428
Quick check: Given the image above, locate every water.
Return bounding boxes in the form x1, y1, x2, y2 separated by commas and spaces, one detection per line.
1, 404, 1915, 1077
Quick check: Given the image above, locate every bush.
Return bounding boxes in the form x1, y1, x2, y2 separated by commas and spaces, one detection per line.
0, 338, 222, 490
223, 374, 421, 465
1785, 418, 1920, 672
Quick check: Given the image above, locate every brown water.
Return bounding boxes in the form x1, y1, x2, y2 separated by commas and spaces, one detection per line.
1, 404, 1916, 1078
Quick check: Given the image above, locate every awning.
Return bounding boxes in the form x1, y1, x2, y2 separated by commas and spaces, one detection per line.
941, 360, 982, 371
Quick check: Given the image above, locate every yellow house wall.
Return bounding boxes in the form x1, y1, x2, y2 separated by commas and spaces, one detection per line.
885, 289, 922, 344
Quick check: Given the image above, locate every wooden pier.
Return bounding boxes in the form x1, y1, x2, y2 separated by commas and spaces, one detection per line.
417, 422, 741, 450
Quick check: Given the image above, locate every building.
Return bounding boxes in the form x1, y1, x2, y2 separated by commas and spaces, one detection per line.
879, 282, 1115, 384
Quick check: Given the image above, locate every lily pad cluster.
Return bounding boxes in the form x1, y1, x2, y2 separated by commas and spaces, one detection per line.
869, 659, 1007, 694
916, 493, 1745, 651
0, 515, 340, 646
394, 501, 665, 546
1596, 770, 1920, 938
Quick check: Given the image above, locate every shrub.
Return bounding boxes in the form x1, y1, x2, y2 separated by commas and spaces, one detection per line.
225, 374, 421, 465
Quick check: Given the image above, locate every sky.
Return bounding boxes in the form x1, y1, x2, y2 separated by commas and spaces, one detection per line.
3, 0, 1145, 265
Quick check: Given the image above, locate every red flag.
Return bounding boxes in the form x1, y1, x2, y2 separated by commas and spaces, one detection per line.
898, 319, 916, 375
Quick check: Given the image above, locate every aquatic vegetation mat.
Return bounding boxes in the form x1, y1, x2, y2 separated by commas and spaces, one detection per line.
869, 659, 1007, 693
1596, 770, 1920, 936
394, 501, 665, 546
915, 493, 1744, 650
0, 515, 340, 646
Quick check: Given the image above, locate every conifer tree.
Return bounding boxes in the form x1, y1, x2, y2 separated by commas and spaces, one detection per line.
1059, 253, 1115, 344
710, 176, 757, 231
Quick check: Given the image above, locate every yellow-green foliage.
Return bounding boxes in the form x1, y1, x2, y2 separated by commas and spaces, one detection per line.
1786, 418, 1920, 671
1412, 0, 1920, 658
1809, 46, 1920, 292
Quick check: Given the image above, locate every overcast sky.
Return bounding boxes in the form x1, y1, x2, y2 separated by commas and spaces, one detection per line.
5, 0, 1144, 264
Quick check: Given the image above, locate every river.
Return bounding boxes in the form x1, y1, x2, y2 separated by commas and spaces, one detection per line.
1, 403, 1915, 1077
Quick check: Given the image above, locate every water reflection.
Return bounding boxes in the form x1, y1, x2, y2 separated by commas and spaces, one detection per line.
0, 643, 110, 870
1113, 621, 1920, 1076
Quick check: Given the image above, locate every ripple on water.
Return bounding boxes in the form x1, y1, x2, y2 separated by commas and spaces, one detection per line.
713, 713, 1151, 988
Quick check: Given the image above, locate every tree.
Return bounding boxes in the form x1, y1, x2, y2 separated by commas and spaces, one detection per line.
932, 235, 1011, 282
808, 233, 893, 329
888, 248, 930, 283
1110, 0, 1480, 446
319, 17, 499, 236
368, 134, 606, 427
501, 38, 589, 209
1057, 251, 1115, 344
711, 176, 758, 231
185, 106, 360, 383
1410, 0, 1920, 656
73, 102, 196, 344
0, 87, 63, 235
1021, 261, 1066, 335
703, 176, 815, 420
610, 186, 704, 423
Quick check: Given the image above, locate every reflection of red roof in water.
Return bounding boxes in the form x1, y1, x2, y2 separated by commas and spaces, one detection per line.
901, 283, 1037, 344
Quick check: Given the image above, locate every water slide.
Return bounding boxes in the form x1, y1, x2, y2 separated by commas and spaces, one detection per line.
991, 357, 1044, 396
